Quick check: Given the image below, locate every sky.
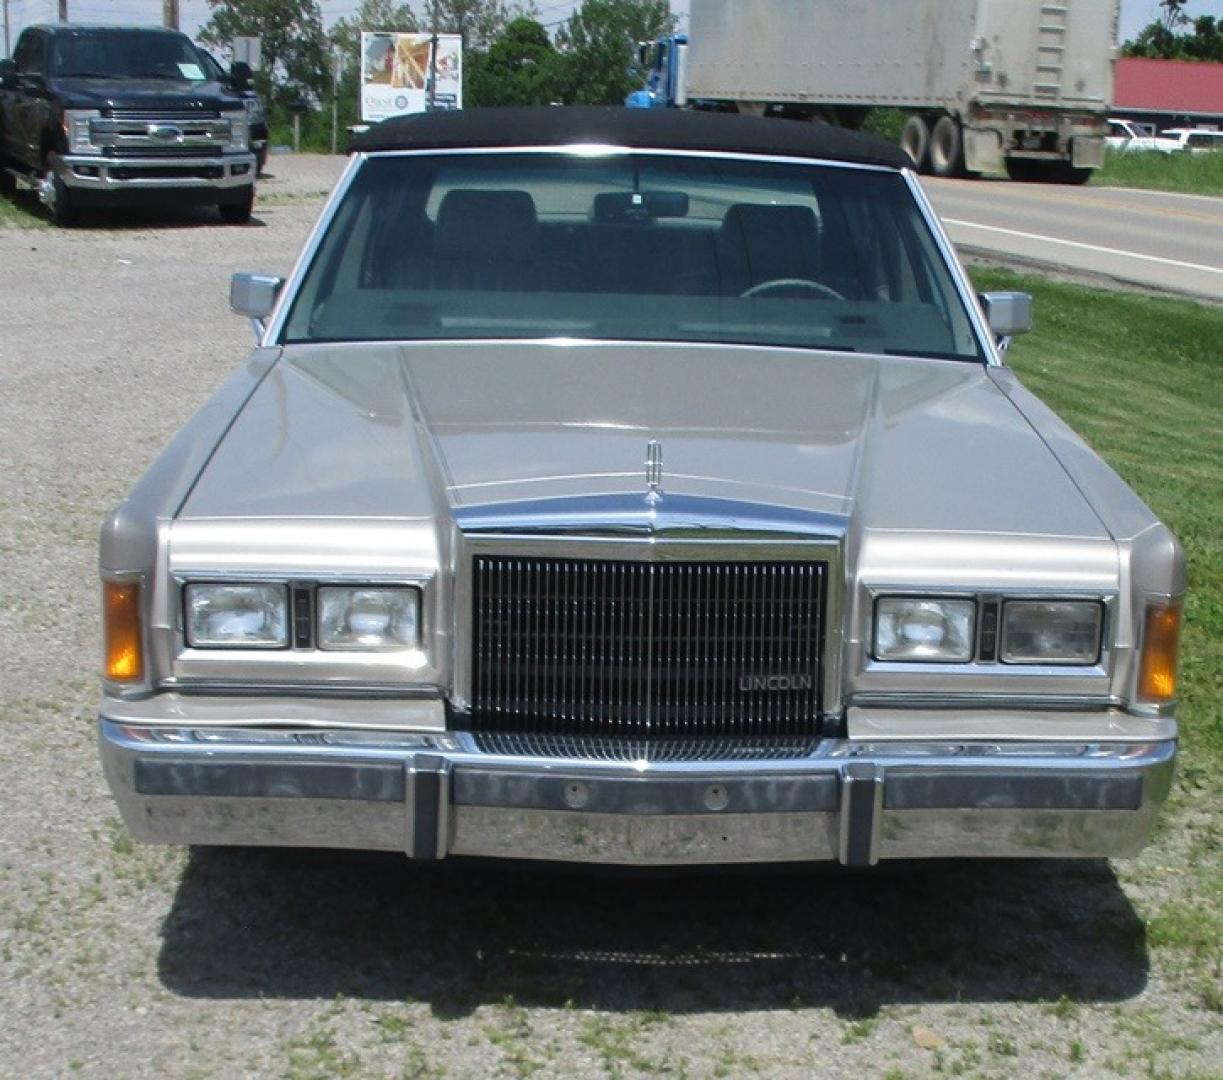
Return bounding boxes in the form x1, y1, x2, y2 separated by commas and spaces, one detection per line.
5, 0, 1223, 60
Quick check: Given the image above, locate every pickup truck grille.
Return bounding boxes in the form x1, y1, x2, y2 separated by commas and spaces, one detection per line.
89, 113, 234, 153
105, 109, 222, 121
469, 557, 825, 737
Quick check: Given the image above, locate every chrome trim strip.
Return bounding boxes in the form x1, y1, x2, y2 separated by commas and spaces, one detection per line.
454, 492, 848, 539
903, 169, 1001, 366
849, 693, 1120, 710
102, 719, 1174, 777
360, 144, 903, 172
261, 151, 364, 347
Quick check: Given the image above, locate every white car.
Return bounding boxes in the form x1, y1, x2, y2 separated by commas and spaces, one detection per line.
1105, 118, 1180, 154
1160, 127, 1223, 153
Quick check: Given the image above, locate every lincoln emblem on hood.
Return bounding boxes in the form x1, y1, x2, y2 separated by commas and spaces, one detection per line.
645, 439, 663, 502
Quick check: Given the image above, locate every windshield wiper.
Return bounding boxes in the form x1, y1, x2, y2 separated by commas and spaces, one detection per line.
59, 72, 124, 79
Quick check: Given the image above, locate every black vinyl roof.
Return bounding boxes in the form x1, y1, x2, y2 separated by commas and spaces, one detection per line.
350, 106, 912, 170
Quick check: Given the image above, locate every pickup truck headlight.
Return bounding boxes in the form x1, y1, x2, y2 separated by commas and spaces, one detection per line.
186, 584, 288, 648
63, 109, 101, 153
224, 111, 250, 152
873, 597, 975, 662
319, 587, 420, 650
1000, 600, 1102, 664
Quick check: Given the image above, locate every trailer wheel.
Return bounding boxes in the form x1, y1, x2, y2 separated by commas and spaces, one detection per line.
900, 115, 930, 172
929, 116, 964, 178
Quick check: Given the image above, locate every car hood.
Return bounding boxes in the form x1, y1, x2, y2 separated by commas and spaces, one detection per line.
50, 76, 243, 111
178, 342, 1109, 540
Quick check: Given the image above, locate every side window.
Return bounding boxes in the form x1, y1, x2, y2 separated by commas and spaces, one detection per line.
15, 31, 46, 75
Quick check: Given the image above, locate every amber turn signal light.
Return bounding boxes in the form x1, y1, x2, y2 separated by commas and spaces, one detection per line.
1137, 600, 1182, 704
103, 581, 143, 682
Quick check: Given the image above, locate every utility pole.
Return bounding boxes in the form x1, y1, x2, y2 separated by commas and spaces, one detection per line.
330, 46, 342, 155
163, 0, 180, 31
3, 0, 10, 58
427, 0, 439, 111
58, 0, 68, 23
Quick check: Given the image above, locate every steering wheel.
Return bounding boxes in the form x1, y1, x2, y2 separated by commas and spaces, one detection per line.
740, 277, 845, 301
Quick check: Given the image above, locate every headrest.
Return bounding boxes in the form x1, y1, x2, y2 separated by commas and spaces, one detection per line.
435, 189, 538, 260
720, 203, 820, 247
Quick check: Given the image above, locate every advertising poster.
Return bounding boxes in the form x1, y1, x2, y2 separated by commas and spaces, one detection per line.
360, 32, 463, 122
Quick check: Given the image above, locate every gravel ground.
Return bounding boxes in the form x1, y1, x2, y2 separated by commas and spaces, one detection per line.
0, 156, 1218, 1080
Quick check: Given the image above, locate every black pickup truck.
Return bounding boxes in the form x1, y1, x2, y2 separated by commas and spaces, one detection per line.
0, 24, 257, 225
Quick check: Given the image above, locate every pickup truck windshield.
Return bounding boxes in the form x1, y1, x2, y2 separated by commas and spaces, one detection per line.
283, 151, 983, 360
51, 29, 207, 80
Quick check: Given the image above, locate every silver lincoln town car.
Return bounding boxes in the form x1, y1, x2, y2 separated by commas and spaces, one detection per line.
99, 107, 1183, 868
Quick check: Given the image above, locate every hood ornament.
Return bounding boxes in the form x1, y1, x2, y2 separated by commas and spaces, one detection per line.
645, 440, 663, 504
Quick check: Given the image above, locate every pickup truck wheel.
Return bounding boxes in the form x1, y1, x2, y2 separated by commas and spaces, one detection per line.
219, 185, 255, 225
38, 164, 76, 226
928, 116, 964, 178
900, 115, 930, 172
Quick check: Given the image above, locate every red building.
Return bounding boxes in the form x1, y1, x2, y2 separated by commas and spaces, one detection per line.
1112, 57, 1223, 129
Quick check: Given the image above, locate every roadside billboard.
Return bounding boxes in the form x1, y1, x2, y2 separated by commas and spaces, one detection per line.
360, 32, 463, 122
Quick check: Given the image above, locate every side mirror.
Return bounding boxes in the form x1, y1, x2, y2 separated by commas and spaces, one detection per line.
0, 60, 17, 89
231, 272, 284, 338
980, 291, 1033, 340
230, 60, 253, 91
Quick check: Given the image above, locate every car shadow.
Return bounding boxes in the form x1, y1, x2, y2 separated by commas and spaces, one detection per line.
1, 190, 265, 230
157, 848, 1147, 1018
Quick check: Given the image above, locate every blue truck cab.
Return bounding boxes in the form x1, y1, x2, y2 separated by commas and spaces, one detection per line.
625, 35, 687, 109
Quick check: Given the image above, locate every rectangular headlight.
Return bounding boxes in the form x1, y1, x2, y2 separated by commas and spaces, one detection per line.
225, 112, 250, 152
1001, 600, 1102, 664
63, 109, 100, 153
185, 583, 288, 648
873, 597, 976, 662
318, 587, 420, 650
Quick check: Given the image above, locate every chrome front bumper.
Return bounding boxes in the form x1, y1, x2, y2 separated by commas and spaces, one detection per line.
57, 151, 256, 192
99, 713, 1175, 867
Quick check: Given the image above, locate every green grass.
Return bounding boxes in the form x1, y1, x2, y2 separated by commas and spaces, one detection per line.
971, 265, 1222, 1003
0, 188, 49, 228
1092, 149, 1223, 195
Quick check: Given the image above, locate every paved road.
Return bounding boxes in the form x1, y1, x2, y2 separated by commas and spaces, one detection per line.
923, 178, 1223, 302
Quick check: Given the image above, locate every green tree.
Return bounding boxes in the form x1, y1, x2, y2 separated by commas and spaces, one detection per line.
199, 0, 330, 100
555, 0, 675, 105
1122, 0, 1223, 60
424, 0, 538, 51
331, 0, 419, 63
466, 17, 564, 106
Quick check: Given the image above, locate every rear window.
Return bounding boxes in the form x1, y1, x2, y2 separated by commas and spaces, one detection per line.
282, 150, 983, 361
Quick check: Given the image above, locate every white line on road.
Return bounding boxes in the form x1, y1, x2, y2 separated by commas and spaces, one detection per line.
942, 218, 1223, 276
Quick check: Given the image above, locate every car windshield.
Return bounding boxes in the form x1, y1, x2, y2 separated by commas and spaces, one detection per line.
283, 151, 983, 360
51, 29, 208, 80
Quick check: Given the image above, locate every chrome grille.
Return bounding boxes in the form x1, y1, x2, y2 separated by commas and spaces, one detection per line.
90, 113, 233, 153
106, 109, 222, 121
472, 731, 821, 762
469, 557, 825, 737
